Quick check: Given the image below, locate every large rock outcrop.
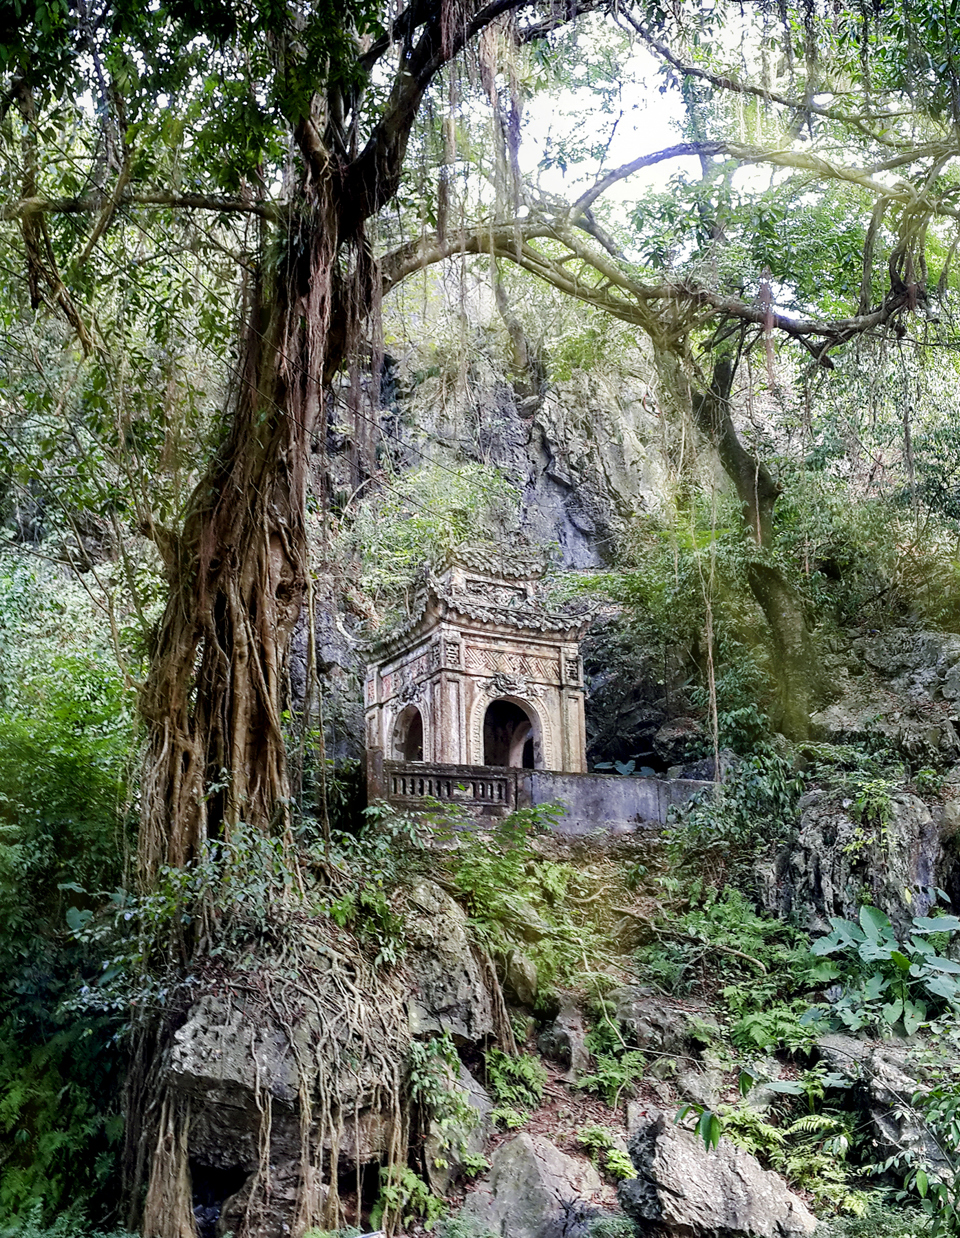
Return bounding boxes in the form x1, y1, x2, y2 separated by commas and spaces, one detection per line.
166, 880, 501, 1237
761, 790, 944, 932
618, 1110, 816, 1238
817, 1033, 955, 1179
811, 629, 960, 765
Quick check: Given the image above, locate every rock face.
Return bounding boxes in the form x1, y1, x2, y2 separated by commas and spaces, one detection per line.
811, 628, 960, 765
609, 989, 720, 1061
761, 789, 943, 932
618, 1110, 817, 1238
817, 1034, 954, 1177
404, 878, 497, 1042
460, 1133, 604, 1238
425, 1062, 495, 1195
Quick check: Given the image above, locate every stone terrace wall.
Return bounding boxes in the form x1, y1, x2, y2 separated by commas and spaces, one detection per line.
522, 770, 713, 835
376, 758, 711, 832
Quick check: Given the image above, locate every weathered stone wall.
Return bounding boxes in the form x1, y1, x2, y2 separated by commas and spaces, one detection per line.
522, 770, 713, 835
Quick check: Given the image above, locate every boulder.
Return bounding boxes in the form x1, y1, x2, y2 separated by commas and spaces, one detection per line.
817, 1033, 954, 1178
405, 878, 497, 1042
504, 949, 539, 1007
165, 881, 504, 1238
609, 988, 719, 1062
538, 997, 593, 1084
460, 1133, 603, 1238
653, 718, 704, 767
618, 1110, 816, 1238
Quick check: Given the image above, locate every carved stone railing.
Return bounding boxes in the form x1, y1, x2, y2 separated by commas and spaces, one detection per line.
383, 760, 519, 812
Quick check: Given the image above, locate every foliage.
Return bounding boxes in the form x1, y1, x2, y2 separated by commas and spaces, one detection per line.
407, 1032, 479, 1167
337, 464, 519, 617
576, 1125, 637, 1181
665, 756, 803, 886
0, 565, 135, 1227
444, 803, 609, 991
437, 1216, 497, 1238
483, 1049, 546, 1111
809, 905, 960, 1035
578, 1012, 646, 1108
637, 886, 816, 1007
729, 1001, 823, 1056
0, 1207, 135, 1238
370, 1164, 445, 1232
489, 1105, 528, 1130
584, 1220, 639, 1238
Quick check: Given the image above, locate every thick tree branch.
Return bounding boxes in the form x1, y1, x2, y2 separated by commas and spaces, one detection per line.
572, 143, 726, 216
0, 190, 286, 222
380, 217, 912, 364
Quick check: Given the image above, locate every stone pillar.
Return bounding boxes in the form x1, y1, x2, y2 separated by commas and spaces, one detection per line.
366, 745, 385, 800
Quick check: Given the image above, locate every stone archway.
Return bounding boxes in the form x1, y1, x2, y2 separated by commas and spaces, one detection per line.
482, 698, 541, 768
393, 704, 424, 762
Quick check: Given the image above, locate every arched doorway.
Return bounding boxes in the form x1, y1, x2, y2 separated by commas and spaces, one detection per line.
483, 698, 539, 768
393, 704, 424, 762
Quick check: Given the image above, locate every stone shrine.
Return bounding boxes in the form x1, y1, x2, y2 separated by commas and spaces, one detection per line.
364, 547, 589, 810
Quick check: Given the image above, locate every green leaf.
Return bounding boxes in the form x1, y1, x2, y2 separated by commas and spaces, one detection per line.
697, 1109, 722, 1150
890, 950, 912, 974
860, 904, 893, 942
903, 1001, 926, 1035
912, 915, 960, 933
863, 971, 887, 1000
881, 999, 903, 1024
65, 905, 91, 932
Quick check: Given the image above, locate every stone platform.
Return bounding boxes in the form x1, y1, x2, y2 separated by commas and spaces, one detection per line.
374, 757, 712, 833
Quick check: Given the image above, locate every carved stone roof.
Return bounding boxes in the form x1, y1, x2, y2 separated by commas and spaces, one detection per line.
365, 545, 591, 659
441, 543, 548, 580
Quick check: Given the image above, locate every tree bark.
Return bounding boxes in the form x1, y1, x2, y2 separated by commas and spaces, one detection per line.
137, 186, 346, 878
692, 354, 823, 740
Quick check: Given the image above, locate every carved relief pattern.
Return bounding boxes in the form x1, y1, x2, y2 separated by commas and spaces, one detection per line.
482, 672, 543, 700
464, 645, 559, 681
464, 580, 526, 605
563, 657, 582, 685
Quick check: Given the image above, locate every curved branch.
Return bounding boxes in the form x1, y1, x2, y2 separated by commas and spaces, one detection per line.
380, 218, 911, 362
623, 12, 910, 149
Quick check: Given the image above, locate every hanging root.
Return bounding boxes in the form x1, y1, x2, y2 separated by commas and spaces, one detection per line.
142, 1093, 196, 1238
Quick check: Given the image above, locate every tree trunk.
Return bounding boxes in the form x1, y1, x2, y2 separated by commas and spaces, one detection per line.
692, 354, 823, 740
137, 186, 347, 879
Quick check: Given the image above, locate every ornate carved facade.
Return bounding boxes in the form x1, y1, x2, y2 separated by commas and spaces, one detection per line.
364, 547, 589, 792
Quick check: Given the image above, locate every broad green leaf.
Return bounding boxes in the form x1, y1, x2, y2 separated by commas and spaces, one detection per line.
860, 904, 893, 942
912, 915, 960, 933
764, 1080, 806, 1095
903, 1001, 926, 1035
881, 999, 903, 1024
863, 972, 887, 1000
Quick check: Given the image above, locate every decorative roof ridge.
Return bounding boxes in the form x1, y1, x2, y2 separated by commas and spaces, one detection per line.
440, 541, 549, 580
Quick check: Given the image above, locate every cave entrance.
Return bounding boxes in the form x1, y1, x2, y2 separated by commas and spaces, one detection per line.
483, 698, 539, 768
393, 704, 424, 762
